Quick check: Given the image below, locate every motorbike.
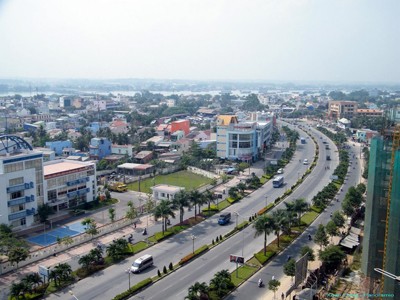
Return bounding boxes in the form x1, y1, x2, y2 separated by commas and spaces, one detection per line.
258, 279, 263, 287
308, 234, 312, 241
142, 228, 147, 235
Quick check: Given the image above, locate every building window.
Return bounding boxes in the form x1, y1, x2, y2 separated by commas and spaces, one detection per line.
11, 191, 23, 199
9, 177, 24, 186
4, 162, 24, 173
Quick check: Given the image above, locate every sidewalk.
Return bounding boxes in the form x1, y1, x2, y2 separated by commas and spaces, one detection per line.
259, 235, 343, 300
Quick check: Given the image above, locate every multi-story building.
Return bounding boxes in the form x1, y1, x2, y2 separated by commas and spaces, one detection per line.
0, 135, 44, 230
362, 129, 400, 297
89, 137, 111, 160
356, 109, 384, 118
43, 159, 96, 212
45, 140, 73, 156
328, 100, 358, 119
216, 115, 271, 161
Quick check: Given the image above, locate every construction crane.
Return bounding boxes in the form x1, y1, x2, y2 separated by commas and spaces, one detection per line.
381, 123, 400, 294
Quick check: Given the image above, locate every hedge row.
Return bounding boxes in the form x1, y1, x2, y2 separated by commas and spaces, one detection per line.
112, 278, 153, 300
257, 203, 275, 215
179, 245, 209, 265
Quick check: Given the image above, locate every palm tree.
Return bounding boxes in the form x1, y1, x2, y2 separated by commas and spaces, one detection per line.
89, 248, 103, 265
185, 282, 209, 300
271, 209, 289, 248
253, 214, 275, 256
81, 218, 99, 240
189, 190, 202, 219
203, 190, 215, 211
23, 273, 42, 291
78, 254, 93, 270
154, 200, 175, 234
172, 190, 190, 223
285, 198, 309, 225
10, 282, 25, 299
53, 263, 72, 281
210, 269, 232, 297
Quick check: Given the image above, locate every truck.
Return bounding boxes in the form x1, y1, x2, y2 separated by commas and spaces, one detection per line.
108, 182, 128, 192
218, 212, 231, 225
300, 137, 306, 144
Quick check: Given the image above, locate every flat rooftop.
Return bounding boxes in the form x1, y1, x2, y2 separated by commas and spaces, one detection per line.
44, 161, 92, 176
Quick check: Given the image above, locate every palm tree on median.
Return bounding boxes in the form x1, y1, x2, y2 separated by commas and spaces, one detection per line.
172, 190, 190, 224
284, 198, 309, 226
271, 209, 289, 248
154, 199, 175, 235
189, 190, 202, 220
253, 214, 275, 256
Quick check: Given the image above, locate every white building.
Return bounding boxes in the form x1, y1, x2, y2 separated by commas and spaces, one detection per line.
0, 136, 44, 230
43, 160, 97, 212
151, 184, 184, 201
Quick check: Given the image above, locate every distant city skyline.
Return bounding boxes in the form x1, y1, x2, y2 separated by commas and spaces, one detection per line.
0, 0, 399, 83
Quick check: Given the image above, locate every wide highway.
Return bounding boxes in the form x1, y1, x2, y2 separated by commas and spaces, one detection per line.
48, 123, 318, 300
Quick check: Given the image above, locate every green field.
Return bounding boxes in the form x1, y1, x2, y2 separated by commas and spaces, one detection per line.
127, 170, 212, 193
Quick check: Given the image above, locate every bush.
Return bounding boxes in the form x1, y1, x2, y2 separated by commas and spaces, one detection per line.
112, 278, 153, 300
257, 203, 274, 215
212, 239, 215, 245
179, 245, 209, 265
216, 236, 219, 243
163, 266, 167, 274
219, 235, 223, 241
157, 269, 161, 277
169, 262, 173, 271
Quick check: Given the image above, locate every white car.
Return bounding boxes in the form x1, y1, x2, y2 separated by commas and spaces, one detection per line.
303, 159, 309, 165
277, 168, 283, 174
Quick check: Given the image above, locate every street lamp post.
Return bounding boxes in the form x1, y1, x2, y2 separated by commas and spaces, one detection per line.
69, 290, 79, 300
191, 235, 196, 254
265, 195, 268, 207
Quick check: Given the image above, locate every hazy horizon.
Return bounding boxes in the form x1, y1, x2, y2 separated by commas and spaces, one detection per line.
0, 0, 399, 83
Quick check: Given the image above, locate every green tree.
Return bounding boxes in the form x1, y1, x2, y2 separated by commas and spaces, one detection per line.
236, 162, 249, 174
237, 182, 247, 194
154, 200, 175, 235
331, 211, 346, 228
106, 238, 128, 261
203, 190, 215, 211
319, 245, 346, 274
185, 281, 209, 300
10, 282, 25, 299
284, 198, 309, 225
300, 245, 315, 261
81, 218, 99, 240
253, 214, 275, 256
37, 203, 53, 223
108, 207, 116, 223
326, 220, 339, 242
356, 183, 366, 195
268, 279, 281, 299
271, 209, 289, 248
314, 224, 329, 249
342, 198, 355, 217
125, 200, 138, 224
172, 190, 190, 224
189, 190, 202, 220
283, 258, 296, 282
53, 263, 73, 282
8, 247, 29, 270
209, 269, 233, 297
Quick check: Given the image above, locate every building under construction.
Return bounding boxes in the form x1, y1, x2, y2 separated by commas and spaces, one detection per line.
361, 118, 400, 296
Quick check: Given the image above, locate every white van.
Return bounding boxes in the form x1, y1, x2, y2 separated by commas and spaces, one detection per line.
130, 254, 153, 273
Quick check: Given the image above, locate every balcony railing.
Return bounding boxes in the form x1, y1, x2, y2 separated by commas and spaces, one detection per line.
8, 195, 35, 207
66, 177, 90, 187
7, 182, 34, 194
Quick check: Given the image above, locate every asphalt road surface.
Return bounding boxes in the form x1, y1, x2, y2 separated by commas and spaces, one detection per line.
46, 123, 319, 300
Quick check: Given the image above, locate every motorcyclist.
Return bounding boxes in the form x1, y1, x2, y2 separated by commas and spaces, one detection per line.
258, 278, 263, 287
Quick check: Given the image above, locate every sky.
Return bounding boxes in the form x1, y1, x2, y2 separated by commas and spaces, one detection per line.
0, 0, 399, 83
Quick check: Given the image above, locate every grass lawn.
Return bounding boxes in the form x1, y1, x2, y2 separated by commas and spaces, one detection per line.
127, 170, 212, 193
301, 211, 319, 225
214, 199, 230, 210
231, 264, 259, 286
129, 241, 149, 253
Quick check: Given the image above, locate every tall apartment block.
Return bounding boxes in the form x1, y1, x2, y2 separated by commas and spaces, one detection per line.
362, 127, 400, 296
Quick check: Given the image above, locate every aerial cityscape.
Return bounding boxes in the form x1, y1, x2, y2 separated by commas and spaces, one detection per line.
0, 1, 399, 300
